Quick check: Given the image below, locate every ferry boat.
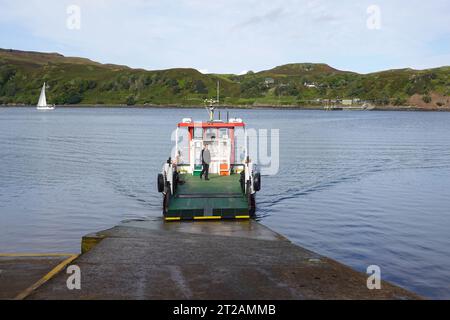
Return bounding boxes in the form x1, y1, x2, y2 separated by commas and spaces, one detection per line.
157, 102, 261, 221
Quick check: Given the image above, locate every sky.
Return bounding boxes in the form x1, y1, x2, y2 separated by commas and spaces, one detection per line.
0, 0, 449, 74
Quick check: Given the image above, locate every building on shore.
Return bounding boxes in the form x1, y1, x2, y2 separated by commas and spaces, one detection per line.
303, 82, 317, 88
342, 99, 353, 106
264, 78, 275, 86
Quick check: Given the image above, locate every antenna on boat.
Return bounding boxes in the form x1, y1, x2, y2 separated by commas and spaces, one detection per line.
204, 99, 216, 122
204, 80, 220, 122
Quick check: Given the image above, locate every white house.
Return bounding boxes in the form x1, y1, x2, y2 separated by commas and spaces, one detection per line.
265, 78, 275, 86
342, 99, 353, 106
303, 82, 317, 88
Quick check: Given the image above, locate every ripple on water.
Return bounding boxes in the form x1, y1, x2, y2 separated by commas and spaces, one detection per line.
1, 108, 450, 298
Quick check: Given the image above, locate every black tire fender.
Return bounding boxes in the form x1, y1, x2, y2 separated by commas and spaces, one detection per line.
253, 172, 261, 192
157, 173, 165, 193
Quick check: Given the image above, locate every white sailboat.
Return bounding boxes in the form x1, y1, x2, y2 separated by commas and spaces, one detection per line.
37, 82, 55, 111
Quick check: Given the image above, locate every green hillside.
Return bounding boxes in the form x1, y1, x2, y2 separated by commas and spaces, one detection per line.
0, 49, 449, 108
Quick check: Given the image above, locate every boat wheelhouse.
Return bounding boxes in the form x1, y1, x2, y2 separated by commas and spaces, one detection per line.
157, 112, 261, 221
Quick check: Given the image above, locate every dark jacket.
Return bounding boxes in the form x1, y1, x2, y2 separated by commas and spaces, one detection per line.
202, 149, 211, 164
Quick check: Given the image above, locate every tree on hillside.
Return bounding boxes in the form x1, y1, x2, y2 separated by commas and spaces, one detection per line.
0, 65, 16, 86
422, 95, 432, 103
126, 95, 136, 106
194, 80, 208, 94
275, 83, 299, 96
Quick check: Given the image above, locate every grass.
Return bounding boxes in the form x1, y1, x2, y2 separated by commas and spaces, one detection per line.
1, 48, 449, 107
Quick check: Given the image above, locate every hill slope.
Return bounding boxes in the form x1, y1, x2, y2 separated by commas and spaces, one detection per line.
0, 49, 449, 108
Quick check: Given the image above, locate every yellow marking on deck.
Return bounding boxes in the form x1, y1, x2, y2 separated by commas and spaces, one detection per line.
165, 217, 181, 221
12, 253, 79, 300
193, 216, 222, 220
165, 216, 251, 221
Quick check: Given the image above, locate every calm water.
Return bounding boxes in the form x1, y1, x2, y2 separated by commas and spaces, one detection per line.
1, 107, 450, 299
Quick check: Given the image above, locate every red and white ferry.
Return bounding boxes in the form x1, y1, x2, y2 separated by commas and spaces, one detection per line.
157, 100, 261, 221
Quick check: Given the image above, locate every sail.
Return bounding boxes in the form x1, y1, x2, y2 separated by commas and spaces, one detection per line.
37, 83, 47, 107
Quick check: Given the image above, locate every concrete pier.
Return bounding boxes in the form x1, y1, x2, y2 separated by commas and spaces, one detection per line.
13, 219, 419, 300
0, 254, 77, 299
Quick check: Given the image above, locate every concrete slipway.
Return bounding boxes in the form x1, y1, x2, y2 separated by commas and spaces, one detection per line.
2, 219, 419, 300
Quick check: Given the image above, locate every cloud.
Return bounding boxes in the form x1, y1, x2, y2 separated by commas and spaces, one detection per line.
0, 0, 449, 73
231, 7, 286, 30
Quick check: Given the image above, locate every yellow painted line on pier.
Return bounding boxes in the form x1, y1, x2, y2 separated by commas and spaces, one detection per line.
235, 216, 250, 219
9, 253, 79, 300
0, 253, 75, 257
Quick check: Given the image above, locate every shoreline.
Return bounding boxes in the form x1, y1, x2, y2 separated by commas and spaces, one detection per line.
2, 103, 450, 112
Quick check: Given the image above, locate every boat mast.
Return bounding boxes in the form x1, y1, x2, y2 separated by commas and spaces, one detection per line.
217, 80, 220, 105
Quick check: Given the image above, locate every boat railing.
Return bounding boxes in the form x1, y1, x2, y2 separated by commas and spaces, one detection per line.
177, 163, 244, 168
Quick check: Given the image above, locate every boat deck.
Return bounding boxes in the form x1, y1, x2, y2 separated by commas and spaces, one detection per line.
166, 174, 249, 219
